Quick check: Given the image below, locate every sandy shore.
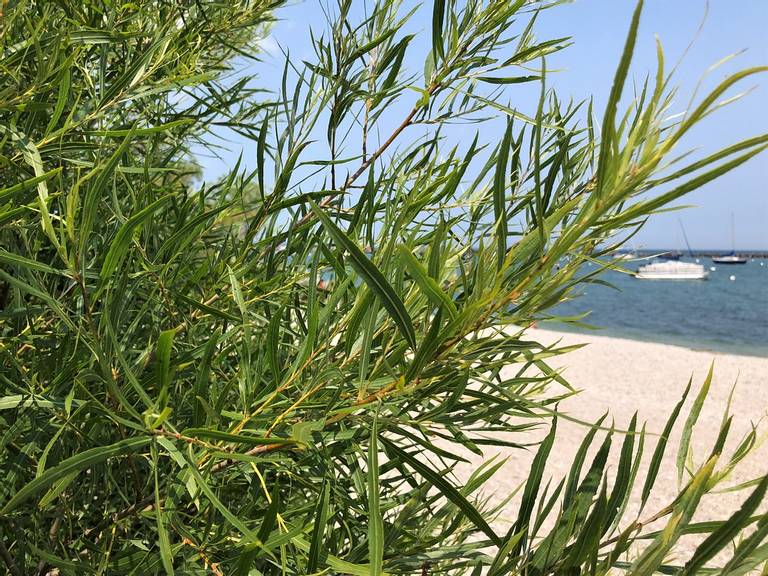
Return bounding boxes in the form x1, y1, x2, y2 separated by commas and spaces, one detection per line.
453, 328, 768, 564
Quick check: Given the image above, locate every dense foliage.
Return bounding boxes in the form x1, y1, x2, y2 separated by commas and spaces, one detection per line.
1, 0, 767, 574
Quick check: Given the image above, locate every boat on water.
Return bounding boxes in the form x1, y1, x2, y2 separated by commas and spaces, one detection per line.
712, 253, 747, 265
635, 260, 708, 280
713, 213, 747, 264
635, 220, 708, 279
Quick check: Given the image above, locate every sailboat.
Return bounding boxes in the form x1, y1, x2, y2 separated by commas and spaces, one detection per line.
635, 220, 708, 280
712, 213, 747, 264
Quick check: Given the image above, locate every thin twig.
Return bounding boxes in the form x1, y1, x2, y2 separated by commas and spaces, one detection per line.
289, 83, 438, 233
35, 515, 62, 576
0, 535, 23, 576
102, 372, 419, 528
341, 88, 434, 192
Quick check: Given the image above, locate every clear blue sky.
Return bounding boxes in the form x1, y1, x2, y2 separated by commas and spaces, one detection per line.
197, 0, 768, 250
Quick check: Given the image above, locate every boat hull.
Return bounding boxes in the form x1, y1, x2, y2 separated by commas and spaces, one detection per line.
635, 272, 708, 280
635, 260, 708, 280
711, 257, 747, 264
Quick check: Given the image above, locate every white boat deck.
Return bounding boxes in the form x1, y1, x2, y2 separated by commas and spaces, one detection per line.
635, 260, 708, 280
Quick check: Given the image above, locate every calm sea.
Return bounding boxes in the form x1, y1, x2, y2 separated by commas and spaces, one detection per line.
547, 257, 768, 357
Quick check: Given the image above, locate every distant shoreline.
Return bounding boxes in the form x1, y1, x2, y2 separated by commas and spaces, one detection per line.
549, 260, 767, 359
540, 321, 768, 359
619, 249, 768, 258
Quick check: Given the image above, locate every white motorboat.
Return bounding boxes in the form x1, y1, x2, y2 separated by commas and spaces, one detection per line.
635, 260, 708, 280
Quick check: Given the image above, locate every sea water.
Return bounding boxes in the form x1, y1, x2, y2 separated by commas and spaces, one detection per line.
547, 258, 768, 357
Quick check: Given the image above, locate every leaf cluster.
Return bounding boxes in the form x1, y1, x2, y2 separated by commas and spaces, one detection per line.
1, 1, 767, 574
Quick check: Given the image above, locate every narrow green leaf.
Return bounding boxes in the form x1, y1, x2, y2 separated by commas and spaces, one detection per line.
97, 39, 164, 108
671, 66, 768, 146
678, 363, 713, 484
85, 119, 194, 137
157, 437, 258, 540
642, 379, 692, 509
0, 167, 62, 204
266, 307, 284, 383
682, 475, 768, 575
564, 413, 607, 508
0, 249, 68, 276
44, 66, 71, 136
307, 480, 330, 572
257, 115, 269, 199
428, 217, 446, 280
648, 135, 768, 188
343, 29, 398, 67
405, 308, 444, 383
310, 200, 416, 349
156, 328, 176, 409
236, 480, 283, 574
595, 0, 644, 198
605, 413, 638, 526
80, 127, 137, 255
494, 119, 514, 269
358, 299, 378, 396
291, 419, 325, 448
38, 471, 79, 510
488, 530, 526, 576
0, 125, 63, 258
503, 37, 571, 66
0, 394, 83, 412
368, 410, 384, 575
380, 438, 501, 547
2, 437, 150, 513
27, 544, 95, 574
193, 331, 220, 427
273, 141, 311, 199
720, 503, 768, 574
563, 481, 610, 570
617, 145, 768, 226
155, 201, 233, 259
103, 309, 155, 410
0, 268, 75, 331
290, 534, 374, 576
511, 417, 557, 554
398, 244, 457, 318
432, 0, 446, 62
477, 75, 540, 85
258, 481, 281, 543
152, 442, 175, 575
98, 195, 171, 288
181, 428, 293, 446
177, 293, 240, 322
630, 457, 718, 576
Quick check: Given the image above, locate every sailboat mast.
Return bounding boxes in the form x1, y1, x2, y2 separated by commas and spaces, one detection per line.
730, 211, 736, 253
678, 219, 694, 258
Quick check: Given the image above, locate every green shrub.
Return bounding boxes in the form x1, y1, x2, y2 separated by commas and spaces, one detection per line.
1, 1, 766, 574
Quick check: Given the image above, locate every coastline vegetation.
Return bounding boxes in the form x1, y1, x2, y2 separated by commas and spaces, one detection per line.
1, 0, 766, 574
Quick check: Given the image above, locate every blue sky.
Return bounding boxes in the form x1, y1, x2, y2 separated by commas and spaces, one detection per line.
197, 0, 767, 250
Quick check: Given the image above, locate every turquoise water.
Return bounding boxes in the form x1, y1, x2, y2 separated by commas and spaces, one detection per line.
547, 258, 768, 357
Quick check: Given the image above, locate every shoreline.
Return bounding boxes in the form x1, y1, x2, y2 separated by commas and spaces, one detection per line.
539, 321, 768, 359
453, 327, 768, 562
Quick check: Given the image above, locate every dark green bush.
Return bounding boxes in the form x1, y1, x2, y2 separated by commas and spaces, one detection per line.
1, 1, 766, 574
